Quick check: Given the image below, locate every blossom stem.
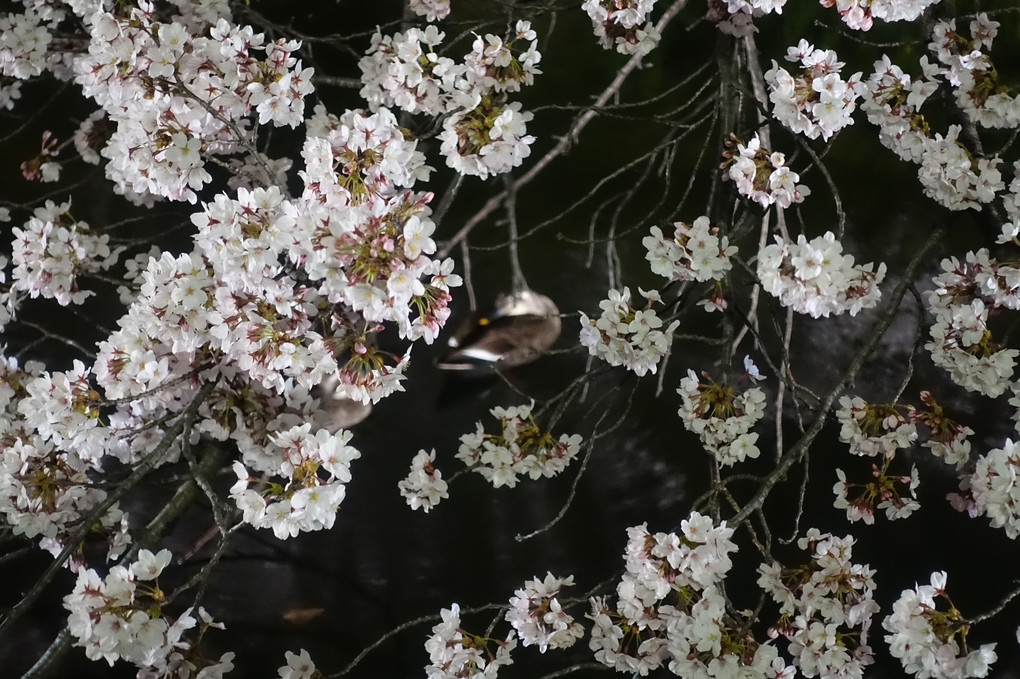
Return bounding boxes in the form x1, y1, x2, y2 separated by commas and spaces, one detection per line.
966, 581, 1020, 624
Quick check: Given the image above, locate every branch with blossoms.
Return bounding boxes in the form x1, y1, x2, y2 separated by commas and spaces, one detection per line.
4, 0, 1020, 678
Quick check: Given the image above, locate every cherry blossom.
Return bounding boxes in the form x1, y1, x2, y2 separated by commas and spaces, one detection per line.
579, 287, 679, 376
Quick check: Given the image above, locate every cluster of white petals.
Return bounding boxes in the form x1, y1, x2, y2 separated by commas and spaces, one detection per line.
440, 97, 535, 179
442, 21, 541, 178
715, 0, 785, 38
0, 7, 52, 80
836, 396, 917, 457
425, 603, 516, 679
757, 232, 886, 318
832, 396, 921, 522
766, 40, 864, 141
861, 55, 939, 164
917, 127, 1003, 211
229, 423, 361, 538
64, 549, 234, 675
2, 358, 135, 560
833, 465, 920, 524
727, 134, 811, 208
862, 53, 1004, 211
398, 448, 449, 512
677, 369, 766, 466
358, 19, 540, 179
883, 572, 997, 679
643, 216, 737, 283
590, 516, 791, 679
74, 2, 314, 204
929, 15, 1020, 130
966, 438, 1020, 539
758, 529, 879, 677
10, 199, 120, 306
456, 401, 582, 488
408, 0, 451, 22
579, 287, 678, 376
72, 110, 111, 165
998, 161, 1020, 244
506, 573, 584, 652
359, 25, 462, 116
463, 21, 542, 95
925, 251, 1020, 397
820, 0, 939, 31
581, 0, 662, 55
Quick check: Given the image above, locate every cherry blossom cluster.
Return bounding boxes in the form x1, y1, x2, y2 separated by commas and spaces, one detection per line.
398, 448, 449, 513
73, 110, 112, 165
677, 368, 766, 466
833, 395, 928, 523
0, 428, 123, 553
440, 97, 535, 179
998, 161, 1020, 244
589, 516, 793, 678
924, 251, 1020, 397
300, 105, 461, 341
462, 21, 542, 95
725, 134, 811, 208
581, 0, 662, 56
123, 105, 459, 404
860, 55, 939, 164
909, 391, 974, 470
444, 22, 541, 177
579, 287, 679, 376
505, 573, 584, 653
832, 396, 922, 523
93, 249, 297, 464
20, 129, 61, 183
643, 216, 737, 284
10, 199, 120, 307
189, 188, 336, 395
2, 358, 137, 562
409, 0, 451, 22
721, 0, 787, 20
836, 396, 917, 458
916, 126, 1004, 211
711, 0, 787, 37
965, 438, 1020, 539
455, 401, 582, 488
883, 571, 997, 679
74, 2, 314, 204
425, 603, 517, 679
0, 254, 10, 330
229, 423, 361, 539
0, 6, 52, 82
929, 15, 1020, 130
758, 529, 879, 678
359, 19, 540, 179
757, 231, 886, 318
833, 463, 920, 524
358, 26, 462, 116
765, 41, 864, 141
861, 55, 1004, 211
64, 549, 234, 675
819, 0, 940, 31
